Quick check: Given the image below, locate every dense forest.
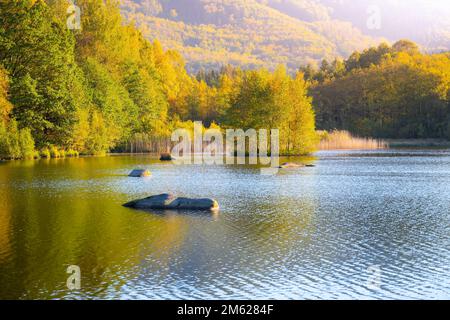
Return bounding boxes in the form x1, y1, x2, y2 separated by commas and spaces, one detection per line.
308, 41, 450, 139
1, 1, 449, 160
0, 0, 316, 160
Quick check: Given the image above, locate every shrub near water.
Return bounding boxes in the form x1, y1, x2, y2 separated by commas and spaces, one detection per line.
37, 148, 79, 159
19, 128, 35, 159
0, 120, 36, 160
49, 146, 61, 158
66, 149, 79, 158
39, 148, 51, 159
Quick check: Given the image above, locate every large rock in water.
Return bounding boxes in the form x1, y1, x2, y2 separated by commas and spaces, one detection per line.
123, 194, 219, 211
129, 169, 151, 177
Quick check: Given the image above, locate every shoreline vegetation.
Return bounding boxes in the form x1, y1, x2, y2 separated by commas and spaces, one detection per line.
1, 1, 450, 161
2, 130, 449, 162
318, 130, 387, 150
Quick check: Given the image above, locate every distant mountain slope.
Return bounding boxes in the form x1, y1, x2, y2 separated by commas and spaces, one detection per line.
256, 0, 450, 51
121, 0, 379, 72
120, 0, 450, 73
319, 0, 450, 52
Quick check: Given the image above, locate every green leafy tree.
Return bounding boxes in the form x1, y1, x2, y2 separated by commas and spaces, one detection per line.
0, 0, 81, 147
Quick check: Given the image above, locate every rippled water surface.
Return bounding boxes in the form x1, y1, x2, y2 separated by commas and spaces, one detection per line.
0, 150, 449, 299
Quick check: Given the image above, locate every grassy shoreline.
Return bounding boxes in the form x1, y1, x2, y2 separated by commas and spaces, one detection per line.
318, 130, 387, 150
318, 131, 450, 150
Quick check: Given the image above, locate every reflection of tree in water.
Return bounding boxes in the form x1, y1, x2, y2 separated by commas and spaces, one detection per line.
0, 167, 192, 298
46, 202, 191, 299
0, 186, 12, 265
0, 155, 320, 299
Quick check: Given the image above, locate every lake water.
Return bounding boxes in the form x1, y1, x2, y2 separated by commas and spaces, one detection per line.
0, 150, 449, 300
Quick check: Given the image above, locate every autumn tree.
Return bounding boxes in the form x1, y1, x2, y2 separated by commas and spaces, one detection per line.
312, 42, 450, 139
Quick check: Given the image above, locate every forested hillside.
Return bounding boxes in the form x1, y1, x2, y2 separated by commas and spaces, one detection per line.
121, 0, 450, 73
121, 0, 379, 72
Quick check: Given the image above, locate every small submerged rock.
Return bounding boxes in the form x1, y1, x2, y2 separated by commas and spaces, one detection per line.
123, 193, 219, 211
279, 162, 316, 169
279, 162, 305, 169
129, 169, 151, 177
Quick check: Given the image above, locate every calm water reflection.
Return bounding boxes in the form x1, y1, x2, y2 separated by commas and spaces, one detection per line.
0, 150, 449, 299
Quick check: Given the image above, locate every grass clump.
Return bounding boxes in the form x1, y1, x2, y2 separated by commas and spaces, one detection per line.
318, 130, 387, 150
